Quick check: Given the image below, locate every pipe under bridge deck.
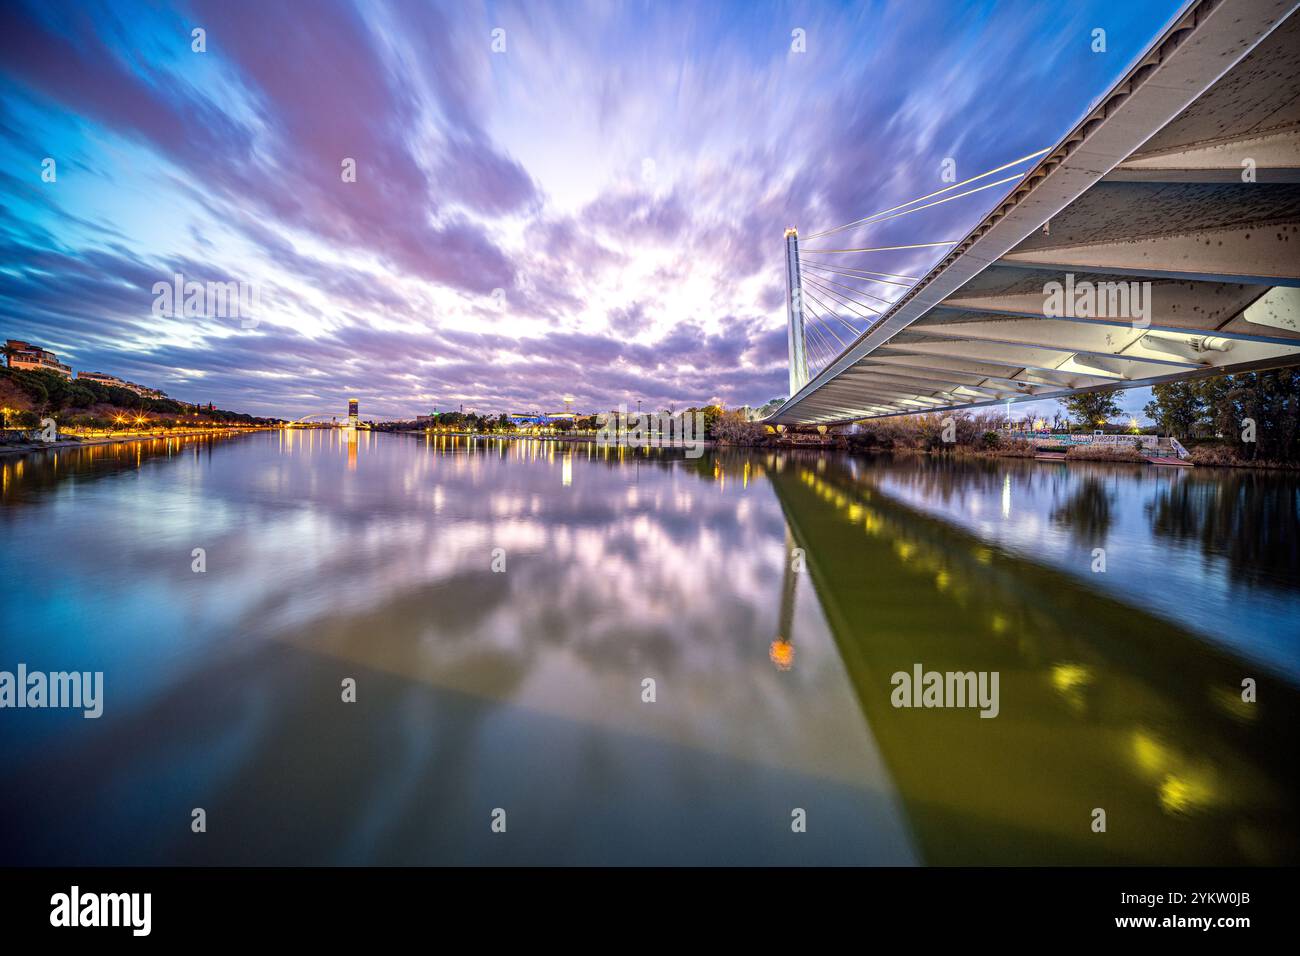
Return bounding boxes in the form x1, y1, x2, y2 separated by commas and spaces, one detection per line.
772, 0, 1300, 426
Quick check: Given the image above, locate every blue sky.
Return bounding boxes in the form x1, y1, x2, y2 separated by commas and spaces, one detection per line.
0, 0, 1186, 419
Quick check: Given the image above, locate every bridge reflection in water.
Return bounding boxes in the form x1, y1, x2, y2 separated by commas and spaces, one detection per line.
763, 451, 1297, 864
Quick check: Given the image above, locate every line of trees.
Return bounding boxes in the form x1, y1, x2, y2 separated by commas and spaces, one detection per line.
402, 405, 730, 437
393, 411, 600, 433
1141, 368, 1299, 463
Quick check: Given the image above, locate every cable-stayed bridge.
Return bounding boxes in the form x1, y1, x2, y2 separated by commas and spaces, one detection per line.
771, 0, 1300, 426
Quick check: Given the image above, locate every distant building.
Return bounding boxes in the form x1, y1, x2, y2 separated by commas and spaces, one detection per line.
77, 371, 167, 399
76, 371, 127, 388
5, 340, 72, 378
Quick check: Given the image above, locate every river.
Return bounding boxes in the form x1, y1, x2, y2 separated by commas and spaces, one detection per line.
1, 430, 1296, 864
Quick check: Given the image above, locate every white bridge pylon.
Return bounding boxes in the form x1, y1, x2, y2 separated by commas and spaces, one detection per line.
785, 227, 809, 397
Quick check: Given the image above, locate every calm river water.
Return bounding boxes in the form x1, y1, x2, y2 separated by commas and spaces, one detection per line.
1, 430, 1297, 864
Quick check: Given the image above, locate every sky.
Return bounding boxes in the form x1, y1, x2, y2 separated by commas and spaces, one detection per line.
0, 0, 1187, 421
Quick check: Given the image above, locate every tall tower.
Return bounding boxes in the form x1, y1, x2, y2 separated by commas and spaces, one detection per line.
784, 228, 809, 396
347, 398, 359, 428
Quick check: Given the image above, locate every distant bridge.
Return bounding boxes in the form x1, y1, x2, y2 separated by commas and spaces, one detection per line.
287, 399, 362, 428
772, 0, 1300, 426
286, 413, 341, 427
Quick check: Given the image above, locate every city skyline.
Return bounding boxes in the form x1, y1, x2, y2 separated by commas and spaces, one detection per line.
1, 0, 1182, 419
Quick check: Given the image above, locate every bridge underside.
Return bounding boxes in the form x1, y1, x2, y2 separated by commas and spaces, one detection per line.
773, 1, 1300, 425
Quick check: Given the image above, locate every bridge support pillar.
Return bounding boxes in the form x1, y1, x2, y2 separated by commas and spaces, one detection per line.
785, 228, 809, 397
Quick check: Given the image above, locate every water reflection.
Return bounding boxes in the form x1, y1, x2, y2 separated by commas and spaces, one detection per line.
860, 454, 1300, 673
1147, 470, 1300, 587
1051, 476, 1114, 543
1, 433, 1296, 865
768, 452, 1298, 864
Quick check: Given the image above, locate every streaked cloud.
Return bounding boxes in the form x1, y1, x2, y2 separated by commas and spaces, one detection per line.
0, 0, 1182, 418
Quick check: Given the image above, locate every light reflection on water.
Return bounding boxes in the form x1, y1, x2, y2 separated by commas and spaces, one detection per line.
0, 431, 1296, 865
861, 455, 1300, 675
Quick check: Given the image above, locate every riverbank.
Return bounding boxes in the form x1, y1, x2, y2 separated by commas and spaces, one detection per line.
381, 427, 1300, 471
392, 429, 721, 448
1186, 444, 1300, 471
398, 430, 1158, 465
0, 428, 268, 458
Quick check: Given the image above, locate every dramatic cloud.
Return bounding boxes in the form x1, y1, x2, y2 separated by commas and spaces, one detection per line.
0, 0, 1182, 418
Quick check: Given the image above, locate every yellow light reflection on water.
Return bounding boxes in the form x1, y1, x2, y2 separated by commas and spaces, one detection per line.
769, 640, 794, 671
1050, 662, 1093, 713
1159, 775, 1215, 816
1130, 729, 1220, 816
1050, 662, 1092, 694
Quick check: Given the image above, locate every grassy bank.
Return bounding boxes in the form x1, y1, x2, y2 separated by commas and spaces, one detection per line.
1187, 442, 1300, 471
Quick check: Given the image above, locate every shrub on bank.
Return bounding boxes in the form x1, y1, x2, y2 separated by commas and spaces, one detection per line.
990, 439, 1038, 458
711, 411, 769, 446
1187, 442, 1300, 470
1189, 443, 1240, 466
837, 415, 1042, 457
7, 410, 41, 429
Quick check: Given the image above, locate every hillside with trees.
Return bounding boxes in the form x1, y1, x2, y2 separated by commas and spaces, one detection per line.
0, 366, 277, 430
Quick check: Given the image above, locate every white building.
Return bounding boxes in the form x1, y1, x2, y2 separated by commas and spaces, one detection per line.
5, 340, 72, 378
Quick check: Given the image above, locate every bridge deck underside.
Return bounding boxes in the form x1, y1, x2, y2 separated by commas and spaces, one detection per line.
774, 3, 1300, 425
